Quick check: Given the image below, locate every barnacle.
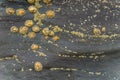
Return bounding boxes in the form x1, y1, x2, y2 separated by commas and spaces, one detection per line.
46, 10, 55, 18
39, 14, 46, 20
35, 0, 42, 9
53, 26, 63, 32
34, 61, 43, 71
52, 35, 60, 41
31, 43, 39, 50
27, 0, 35, 4
24, 20, 34, 27
42, 28, 50, 36
93, 28, 101, 36
28, 6, 37, 13
32, 25, 40, 33
43, 0, 51, 4
102, 27, 106, 32
28, 32, 36, 38
6, 7, 15, 15
19, 26, 28, 35
16, 8, 26, 16
49, 30, 55, 36
10, 26, 19, 33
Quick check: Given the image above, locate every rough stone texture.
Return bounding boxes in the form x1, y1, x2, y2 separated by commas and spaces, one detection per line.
0, 0, 120, 80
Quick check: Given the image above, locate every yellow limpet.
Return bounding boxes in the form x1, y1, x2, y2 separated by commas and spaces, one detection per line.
102, 27, 106, 32
28, 6, 37, 13
6, 7, 15, 15
46, 10, 55, 18
34, 11, 40, 21
55, 8, 61, 12
32, 25, 40, 32
39, 52, 47, 57
36, 19, 43, 26
52, 35, 60, 41
35, 0, 42, 9
31, 43, 39, 50
10, 26, 19, 33
28, 32, 36, 38
71, 31, 84, 38
93, 28, 101, 35
40, 14, 46, 20
42, 28, 50, 36
43, 0, 51, 4
34, 61, 43, 72
27, 0, 35, 4
53, 26, 63, 32
19, 26, 28, 35
49, 30, 55, 36
16, 8, 26, 16
25, 20, 34, 27
44, 36, 49, 39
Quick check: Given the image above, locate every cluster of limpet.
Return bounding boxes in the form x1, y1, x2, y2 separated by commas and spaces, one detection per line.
34, 61, 43, 72
7, 0, 62, 72
9, 0, 61, 42
93, 27, 106, 36
6, 7, 26, 16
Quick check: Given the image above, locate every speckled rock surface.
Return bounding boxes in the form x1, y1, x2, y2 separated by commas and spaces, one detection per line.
0, 0, 120, 80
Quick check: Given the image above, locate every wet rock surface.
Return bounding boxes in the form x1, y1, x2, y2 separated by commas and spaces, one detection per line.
0, 0, 120, 80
